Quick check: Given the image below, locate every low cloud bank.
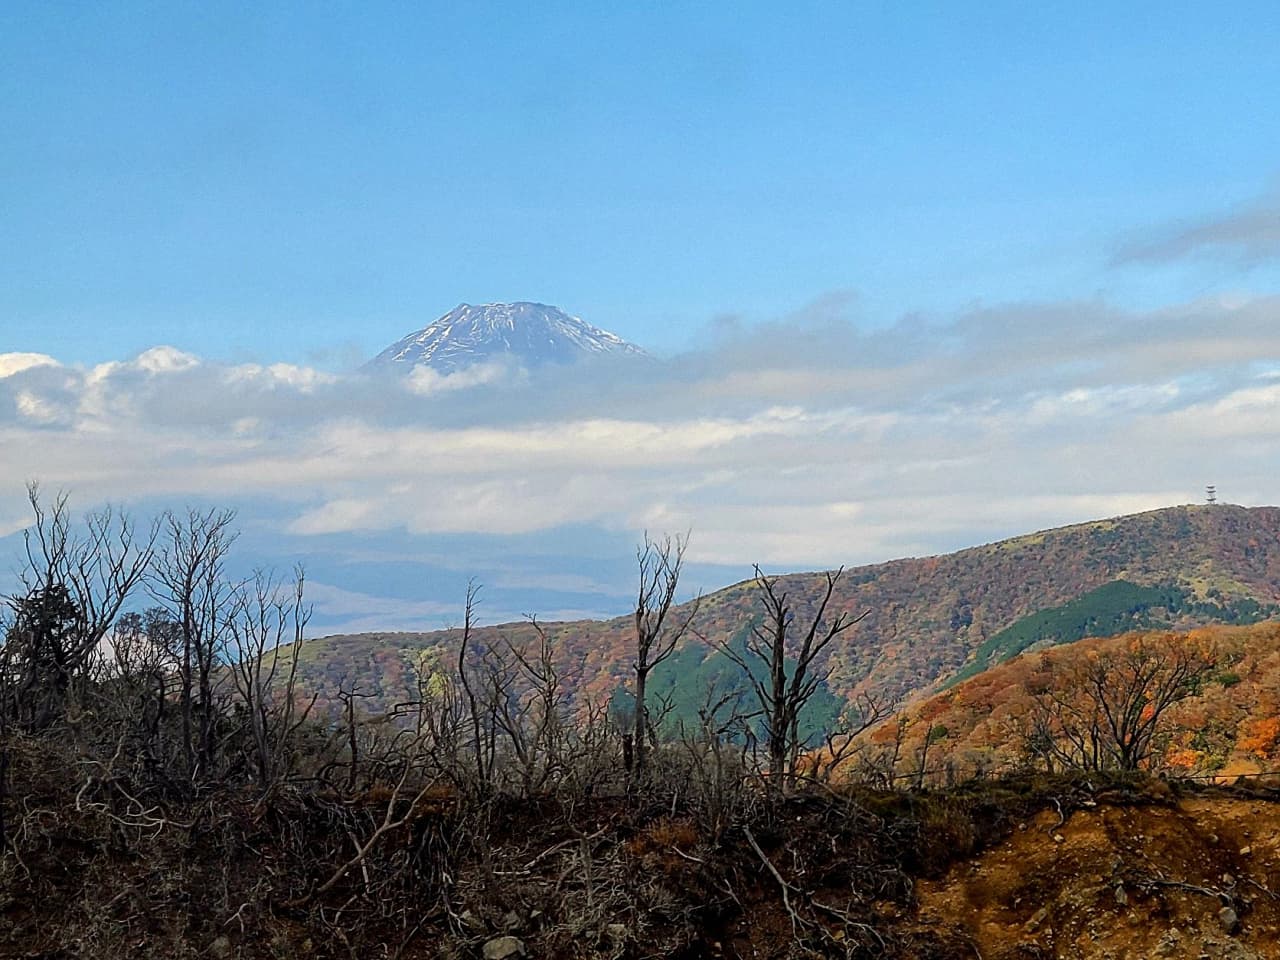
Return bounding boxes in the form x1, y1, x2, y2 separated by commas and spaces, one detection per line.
3, 293, 1277, 580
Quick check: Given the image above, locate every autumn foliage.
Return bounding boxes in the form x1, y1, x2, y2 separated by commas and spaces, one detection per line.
857, 622, 1280, 782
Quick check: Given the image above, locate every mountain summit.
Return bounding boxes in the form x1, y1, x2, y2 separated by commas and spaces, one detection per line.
367, 302, 646, 374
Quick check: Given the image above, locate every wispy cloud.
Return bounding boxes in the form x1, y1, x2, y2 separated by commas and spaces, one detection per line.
1114, 193, 1280, 265
303, 581, 468, 634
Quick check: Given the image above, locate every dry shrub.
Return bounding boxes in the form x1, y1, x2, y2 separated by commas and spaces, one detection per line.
628, 815, 701, 854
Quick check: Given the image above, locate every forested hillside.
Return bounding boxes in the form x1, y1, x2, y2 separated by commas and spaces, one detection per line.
293, 504, 1280, 719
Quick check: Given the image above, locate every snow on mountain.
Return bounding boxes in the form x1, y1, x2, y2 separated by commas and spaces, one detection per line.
366, 302, 647, 374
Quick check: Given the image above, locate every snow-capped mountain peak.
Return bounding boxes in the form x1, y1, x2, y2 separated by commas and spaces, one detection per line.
367, 302, 646, 373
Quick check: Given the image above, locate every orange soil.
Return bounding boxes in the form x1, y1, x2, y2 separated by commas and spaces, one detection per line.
916, 792, 1280, 959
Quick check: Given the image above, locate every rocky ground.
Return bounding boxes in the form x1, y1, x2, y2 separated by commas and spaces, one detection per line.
915, 786, 1280, 959
7, 762, 1280, 959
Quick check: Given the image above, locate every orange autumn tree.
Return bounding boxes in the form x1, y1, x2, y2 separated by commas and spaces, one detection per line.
1238, 716, 1280, 761
1233, 647, 1280, 765
1030, 632, 1217, 772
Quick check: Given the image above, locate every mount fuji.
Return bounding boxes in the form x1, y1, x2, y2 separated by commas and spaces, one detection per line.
366, 302, 647, 374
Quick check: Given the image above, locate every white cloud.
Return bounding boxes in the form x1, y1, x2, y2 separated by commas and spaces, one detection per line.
0, 514, 30, 539
0, 353, 58, 378
1161, 382, 1280, 439
1023, 383, 1182, 425
3, 291, 1279, 594
225, 362, 338, 391
14, 390, 65, 424
289, 498, 384, 535
134, 345, 200, 374
404, 361, 512, 395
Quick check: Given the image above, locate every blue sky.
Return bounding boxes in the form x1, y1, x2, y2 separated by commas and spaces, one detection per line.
4, 3, 1280, 631
5, 2, 1280, 365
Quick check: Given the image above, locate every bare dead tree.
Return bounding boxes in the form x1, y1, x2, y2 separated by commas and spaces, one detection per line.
811, 690, 892, 784
228, 566, 317, 791
97, 608, 181, 785
712, 566, 868, 791
555, 694, 617, 803
0, 606, 11, 847
6, 484, 155, 731
675, 683, 755, 841
470, 633, 525, 793
442, 615, 575, 797
148, 507, 237, 783
1022, 696, 1063, 773
631, 532, 699, 776
334, 679, 376, 792
497, 618, 572, 796
455, 581, 493, 791
402, 653, 469, 789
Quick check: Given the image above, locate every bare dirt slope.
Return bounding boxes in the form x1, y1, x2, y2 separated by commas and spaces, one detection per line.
916, 789, 1280, 959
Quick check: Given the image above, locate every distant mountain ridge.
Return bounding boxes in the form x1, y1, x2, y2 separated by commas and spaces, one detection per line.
291, 504, 1280, 720
366, 301, 646, 373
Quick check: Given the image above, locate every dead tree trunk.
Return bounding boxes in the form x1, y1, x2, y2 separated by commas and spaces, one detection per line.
148, 508, 237, 784
713, 566, 869, 792
631, 533, 699, 776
